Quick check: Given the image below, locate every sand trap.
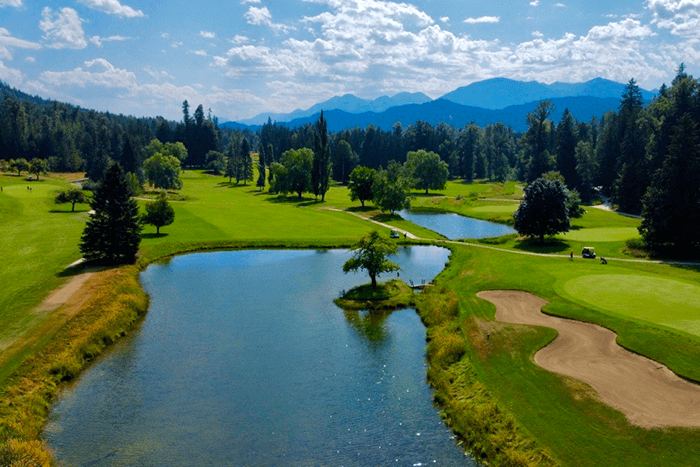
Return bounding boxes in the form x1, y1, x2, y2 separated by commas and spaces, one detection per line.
477, 290, 700, 428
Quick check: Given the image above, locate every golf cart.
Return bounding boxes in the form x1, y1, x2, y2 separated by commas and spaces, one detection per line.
582, 247, 596, 259
390, 230, 400, 239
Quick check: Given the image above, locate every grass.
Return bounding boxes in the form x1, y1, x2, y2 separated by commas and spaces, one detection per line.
334, 279, 416, 310
2, 169, 700, 466
560, 273, 700, 337
420, 244, 700, 467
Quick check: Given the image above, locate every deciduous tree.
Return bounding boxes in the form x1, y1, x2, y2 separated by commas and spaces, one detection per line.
404, 149, 449, 194
347, 166, 376, 207
513, 177, 570, 242
142, 191, 175, 235
342, 230, 401, 288
55, 187, 89, 212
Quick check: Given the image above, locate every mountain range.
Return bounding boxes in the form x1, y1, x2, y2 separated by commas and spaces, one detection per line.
227, 78, 656, 133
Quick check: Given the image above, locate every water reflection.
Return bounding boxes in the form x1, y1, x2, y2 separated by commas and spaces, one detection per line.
343, 308, 390, 343
398, 210, 516, 240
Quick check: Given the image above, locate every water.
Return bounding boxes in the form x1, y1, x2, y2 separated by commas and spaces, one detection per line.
398, 210, 515, 240
43, 247, 477, 467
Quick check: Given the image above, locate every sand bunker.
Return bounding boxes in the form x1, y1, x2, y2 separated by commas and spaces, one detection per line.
477, 290, 700, 428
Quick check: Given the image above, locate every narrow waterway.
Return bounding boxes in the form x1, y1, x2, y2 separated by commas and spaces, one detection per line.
398, 210, 515, 239
43, 247, 477, 466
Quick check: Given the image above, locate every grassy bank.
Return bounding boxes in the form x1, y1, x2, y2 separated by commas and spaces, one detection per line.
419, 244, 700, 466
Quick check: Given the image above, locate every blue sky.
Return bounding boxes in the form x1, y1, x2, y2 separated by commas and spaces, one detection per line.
1, 0, 698, 121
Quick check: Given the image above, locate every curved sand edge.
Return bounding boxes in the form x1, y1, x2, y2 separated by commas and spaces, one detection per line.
477, 290, 700, 428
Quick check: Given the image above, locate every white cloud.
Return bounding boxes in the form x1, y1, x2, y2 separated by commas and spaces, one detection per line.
241, 0, 261, 3
554, 3, 566, 7
40, 7, 87, 49
0, 27, 41, 60
245, 6, 292, 33
190, 50, 208, 56
464, 16, 500, 24
77, 0, 145, 18
530, 0, 540, 6
648, 0, 700, 36
40, 58, 137, 88
171, 41, 183, 48
231, 35, 250, 44
0, 0, 22, 7
440, 16, 450, 23
0, 60, 23, 87
25, 56, 35, 63
532, 30, 544, 37
143, 67, 174, 81
200, 31, 216, 39
90, 35, 130, 47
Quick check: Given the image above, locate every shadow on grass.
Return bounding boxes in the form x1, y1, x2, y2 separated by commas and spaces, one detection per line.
264, 195, 324, 207
372, 213, 402, 223
142, 232, 170, 239
513, 237, 571, 254
49, 209, 89, 214
56, 261, 116, 278
410, 192, 444, 198
348, 205, 377, 213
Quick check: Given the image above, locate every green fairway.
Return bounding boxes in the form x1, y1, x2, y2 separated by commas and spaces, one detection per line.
562, 274, 700, 337
560, 227, 639, 242
469, 204, 518, 213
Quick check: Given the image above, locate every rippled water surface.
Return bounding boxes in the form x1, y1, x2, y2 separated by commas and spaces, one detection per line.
398, 210, 515, 239
43, 247, 476, 466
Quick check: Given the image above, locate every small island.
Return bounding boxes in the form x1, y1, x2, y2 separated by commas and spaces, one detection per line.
334, 278, 416, 311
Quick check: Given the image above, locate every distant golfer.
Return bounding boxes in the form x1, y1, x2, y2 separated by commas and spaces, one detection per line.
570, 251, 574, 261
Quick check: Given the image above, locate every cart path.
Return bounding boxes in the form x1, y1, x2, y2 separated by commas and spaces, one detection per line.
478, 290, 700, 428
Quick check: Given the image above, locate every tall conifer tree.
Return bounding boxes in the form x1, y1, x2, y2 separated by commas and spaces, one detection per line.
80, 164, 141, 264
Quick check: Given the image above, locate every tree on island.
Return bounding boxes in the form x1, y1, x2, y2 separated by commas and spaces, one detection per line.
342, 230, 401, 289
55, 187, 90, 212
80, 164, 142, 265
142, 191, 175, 235
513, 177, 570, 242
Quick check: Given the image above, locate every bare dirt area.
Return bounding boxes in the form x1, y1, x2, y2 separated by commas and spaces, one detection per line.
478, 290, 700, 428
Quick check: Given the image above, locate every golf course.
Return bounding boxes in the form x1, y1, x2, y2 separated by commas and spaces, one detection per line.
2, 168, 700, 466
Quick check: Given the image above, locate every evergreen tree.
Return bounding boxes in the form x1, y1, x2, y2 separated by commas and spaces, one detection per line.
312, 111, 332, 200
225, 142, 238, 183
639, 113, 700, 251
521, 101, 555, 182
80, 164, 141, 264
257, 150, 266, 191
556, 109, 579, 188
240, 137, 254, 185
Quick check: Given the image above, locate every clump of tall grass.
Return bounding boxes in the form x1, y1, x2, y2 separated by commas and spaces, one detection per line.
0, 265, 149, 462
418, 287, 558, 467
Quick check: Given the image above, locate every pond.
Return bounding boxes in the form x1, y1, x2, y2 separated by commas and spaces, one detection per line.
398, 210, 515, 240
43, 247, 477, 466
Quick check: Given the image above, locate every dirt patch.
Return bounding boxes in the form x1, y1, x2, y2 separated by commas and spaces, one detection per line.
478, 290, 700, 428
35, 269, 99, 313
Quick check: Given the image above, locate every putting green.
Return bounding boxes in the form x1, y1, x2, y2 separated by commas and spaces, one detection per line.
562, 274, 700, 337
470, 204, 518, 213
560, 227, 639, 242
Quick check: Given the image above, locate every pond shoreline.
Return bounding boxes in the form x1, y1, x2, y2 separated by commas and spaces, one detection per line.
2, 240, 540, 466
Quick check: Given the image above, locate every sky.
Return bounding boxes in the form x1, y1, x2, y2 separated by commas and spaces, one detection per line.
1, 0, 699, 122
